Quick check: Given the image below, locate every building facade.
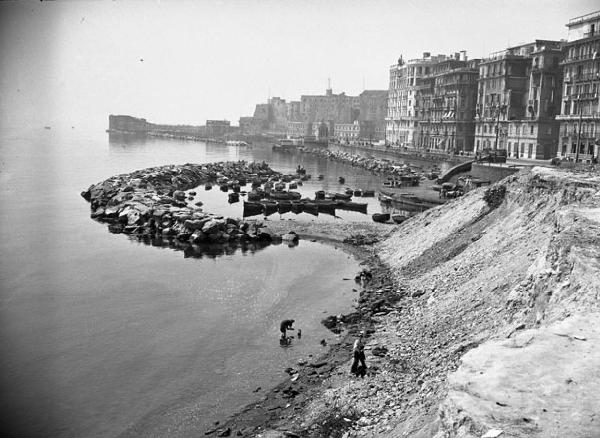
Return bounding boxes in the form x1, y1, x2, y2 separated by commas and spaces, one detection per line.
474, 40, 563, 159
333, 120, 376, 142
206, 120, 231, 138
556, 11, 600, 163
416, 55, 479, 153
386, 53, 450, 147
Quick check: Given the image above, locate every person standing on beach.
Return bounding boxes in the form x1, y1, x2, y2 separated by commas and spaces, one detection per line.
280, 319, 295, 340
351, 331, 366, 378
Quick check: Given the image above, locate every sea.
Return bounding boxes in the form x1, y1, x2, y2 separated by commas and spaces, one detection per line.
0, 127, 451, 437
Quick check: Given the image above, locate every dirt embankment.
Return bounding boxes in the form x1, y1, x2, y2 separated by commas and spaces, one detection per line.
218, 166, 600, 438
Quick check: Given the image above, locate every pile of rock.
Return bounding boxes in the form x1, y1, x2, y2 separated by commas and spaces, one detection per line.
298, 147, 420, 178
81, 161, 282, 245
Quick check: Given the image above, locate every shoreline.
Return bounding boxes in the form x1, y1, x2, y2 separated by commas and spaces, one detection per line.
78, 160, 418, 437
209, 220, 400, 437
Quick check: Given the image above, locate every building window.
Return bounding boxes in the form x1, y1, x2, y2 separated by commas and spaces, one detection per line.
530, 125, 534, 135
529, 143, 533, 158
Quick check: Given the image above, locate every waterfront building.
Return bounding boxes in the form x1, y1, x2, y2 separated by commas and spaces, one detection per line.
333, 120, 376, 142
300, 86, 357, 125
239, 116, 265, 135
358, 90, 388, 140
287, 101, 302, 123
206, 120, 231, 138
556, 11, 600, 163
415, 54, 480, 153
287, 121, 308, 138
386, 52, 449, 148
474, 40, 563, 159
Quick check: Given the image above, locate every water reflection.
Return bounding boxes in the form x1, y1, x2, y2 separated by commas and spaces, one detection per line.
125, 233, 299, 260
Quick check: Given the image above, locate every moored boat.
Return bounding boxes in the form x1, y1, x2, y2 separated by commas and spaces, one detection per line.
372, 213, 390, 223
302, 202, 318, 216
392, 214, 408, 224
243, 201, 264, 217
336, 201, 368, 214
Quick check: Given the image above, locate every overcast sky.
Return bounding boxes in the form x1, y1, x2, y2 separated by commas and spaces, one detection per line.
0, 0, 598, 131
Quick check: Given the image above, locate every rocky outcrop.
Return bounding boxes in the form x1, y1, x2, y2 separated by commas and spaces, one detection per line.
81, 161, 283, 250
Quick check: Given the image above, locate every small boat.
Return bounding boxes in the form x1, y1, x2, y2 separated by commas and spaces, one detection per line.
290, 202, 304, 214
302, 202, 318, 216
262, 202, 278, 216
353, 189, 363, 197
269, 191, 301, 201
318, 175, 324, 180
205, 184, 213, 190
288, 182, 298, 190
337, 201, 368, 214
392, 214, 408, 224
315, 201, 336, 216
332, 192, 352, 201
378, 194, 393, 204
44, 126, 51, 130
220, 185, 229, 192
372, 213, 390, 223
278, 201, 292, 214
338, 177, 345, 184
315, 190, 326, 200
345, 188, 354, 195
247, 190, 263, 201
362, 190, 375, 197
228, 192, 240, 203
243, 201, 264, 217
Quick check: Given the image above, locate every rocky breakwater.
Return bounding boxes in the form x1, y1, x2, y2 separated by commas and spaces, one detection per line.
80, 161, 283, 248
297, 147, 423, 179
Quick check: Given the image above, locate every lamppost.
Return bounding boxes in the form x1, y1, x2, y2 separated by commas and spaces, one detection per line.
575, 94, 582, 163
493, 104, 506, 151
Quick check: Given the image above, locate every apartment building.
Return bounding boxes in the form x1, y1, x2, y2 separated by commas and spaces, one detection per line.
474, 40, 563, 159
416, 54, 479, 153
556, 11, 600, 163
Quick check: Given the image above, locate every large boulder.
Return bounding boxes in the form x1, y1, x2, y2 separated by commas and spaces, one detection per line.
173, 190, 186, 201
202, 218, 226, 234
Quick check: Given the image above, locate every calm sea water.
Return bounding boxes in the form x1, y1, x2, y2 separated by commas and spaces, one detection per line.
1, 128, 445, 438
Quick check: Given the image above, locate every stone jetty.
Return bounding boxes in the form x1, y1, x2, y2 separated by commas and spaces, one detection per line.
293, 146, 424, 178
80, 161, 284, 246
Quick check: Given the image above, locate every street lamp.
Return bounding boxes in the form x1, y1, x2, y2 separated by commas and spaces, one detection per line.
575, 94, 582, 163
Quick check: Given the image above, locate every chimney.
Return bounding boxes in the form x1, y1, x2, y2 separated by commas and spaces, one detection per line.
423, 52, 431, 59
460, 50, 467, 61
455, 52, 460, 60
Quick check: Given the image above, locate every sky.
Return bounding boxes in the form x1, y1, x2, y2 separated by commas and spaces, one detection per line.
0, 0, 598, 132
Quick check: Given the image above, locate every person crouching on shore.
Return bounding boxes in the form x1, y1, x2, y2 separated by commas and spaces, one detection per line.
280, 319, 295, 340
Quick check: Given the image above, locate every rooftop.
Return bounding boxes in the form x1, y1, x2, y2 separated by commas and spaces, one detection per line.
567, 10, 600, 27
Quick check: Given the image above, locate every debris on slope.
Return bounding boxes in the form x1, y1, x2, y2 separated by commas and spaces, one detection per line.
296, 167, 600, 438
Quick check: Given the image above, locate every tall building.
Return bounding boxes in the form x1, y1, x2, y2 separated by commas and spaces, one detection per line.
474, 40, 563, 159
556, 11, 600, 163
358, 90, 388, 140
300, 87, 357, 125
416, 53, 480, 153
386, 52, 450, 147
